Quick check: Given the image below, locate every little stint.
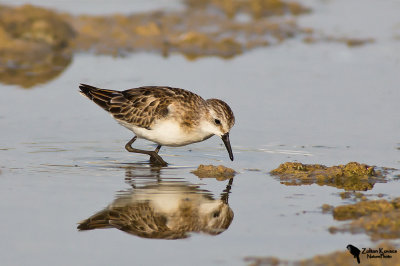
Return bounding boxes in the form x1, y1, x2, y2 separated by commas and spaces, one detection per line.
79, 84, 235, 166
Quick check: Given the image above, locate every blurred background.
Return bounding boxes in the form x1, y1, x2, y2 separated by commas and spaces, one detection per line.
0, 1, 399, 265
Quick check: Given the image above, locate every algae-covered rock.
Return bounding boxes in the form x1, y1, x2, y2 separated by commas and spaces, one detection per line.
192, 164, 236, 180
349, 211, 400, 240
329, 198, 400, 240
333, 199, 395, 221
270, 162, 385, 191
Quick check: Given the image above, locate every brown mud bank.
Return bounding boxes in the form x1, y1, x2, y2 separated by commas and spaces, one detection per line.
245, 242, 399, 266
70, 0, 310, 58
270, 162, 387, 191
1, 0, 372, 88
0, 5, 74, 88
0, 0, 310, 87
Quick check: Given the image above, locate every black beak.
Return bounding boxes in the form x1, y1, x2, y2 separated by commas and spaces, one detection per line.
221, 133, 234, 161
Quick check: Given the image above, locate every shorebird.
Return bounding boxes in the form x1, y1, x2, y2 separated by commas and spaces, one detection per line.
79, 84, 235, 166
77, 179, 234, 239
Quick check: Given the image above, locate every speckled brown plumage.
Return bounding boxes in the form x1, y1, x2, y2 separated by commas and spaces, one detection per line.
77, 184, 234, 239
77, 202, 187, 239
206, 98, 235, 129
79, 83, 235, 163
79, 83, 206, 130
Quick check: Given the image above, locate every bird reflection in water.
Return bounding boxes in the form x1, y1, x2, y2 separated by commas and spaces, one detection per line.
78, 165, 234, 239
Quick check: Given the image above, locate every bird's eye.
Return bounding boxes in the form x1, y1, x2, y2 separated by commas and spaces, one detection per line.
214, 119, 221, 125
213, 211, 220, 218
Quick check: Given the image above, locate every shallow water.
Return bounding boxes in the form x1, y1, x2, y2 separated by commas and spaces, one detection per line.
1, 1, 400, 265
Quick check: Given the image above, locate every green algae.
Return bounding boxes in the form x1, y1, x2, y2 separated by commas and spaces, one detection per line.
270, 162, 385, 191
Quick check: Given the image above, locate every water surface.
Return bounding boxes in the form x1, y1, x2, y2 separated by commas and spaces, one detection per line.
1, 1, 400, 265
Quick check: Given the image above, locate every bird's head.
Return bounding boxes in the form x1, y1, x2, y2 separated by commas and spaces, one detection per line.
204, 99, 235, 161
199, 200, 234, 235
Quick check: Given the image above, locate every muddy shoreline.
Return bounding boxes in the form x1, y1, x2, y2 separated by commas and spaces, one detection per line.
0, 1, 373, 88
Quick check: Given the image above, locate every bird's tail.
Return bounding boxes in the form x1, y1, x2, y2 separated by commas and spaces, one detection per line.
357, 255, 360, 264
79, 83, 122, 111
77, 209, 118, 231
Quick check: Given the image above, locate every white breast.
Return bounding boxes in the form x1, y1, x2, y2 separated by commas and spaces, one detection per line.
125, 119, 212, 147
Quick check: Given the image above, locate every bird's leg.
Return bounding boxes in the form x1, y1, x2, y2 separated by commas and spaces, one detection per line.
125, 136, 168, 166
125, 136, 138, 151
154, 145, 162, 154
149, 145, 167, 166
220, 178, 234, 204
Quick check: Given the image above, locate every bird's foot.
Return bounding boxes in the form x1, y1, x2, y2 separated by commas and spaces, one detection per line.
149, 152, 168, 167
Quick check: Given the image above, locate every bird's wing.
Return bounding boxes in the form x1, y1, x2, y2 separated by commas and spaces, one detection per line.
79, 84, 203, 129
77, 203, 187, 239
